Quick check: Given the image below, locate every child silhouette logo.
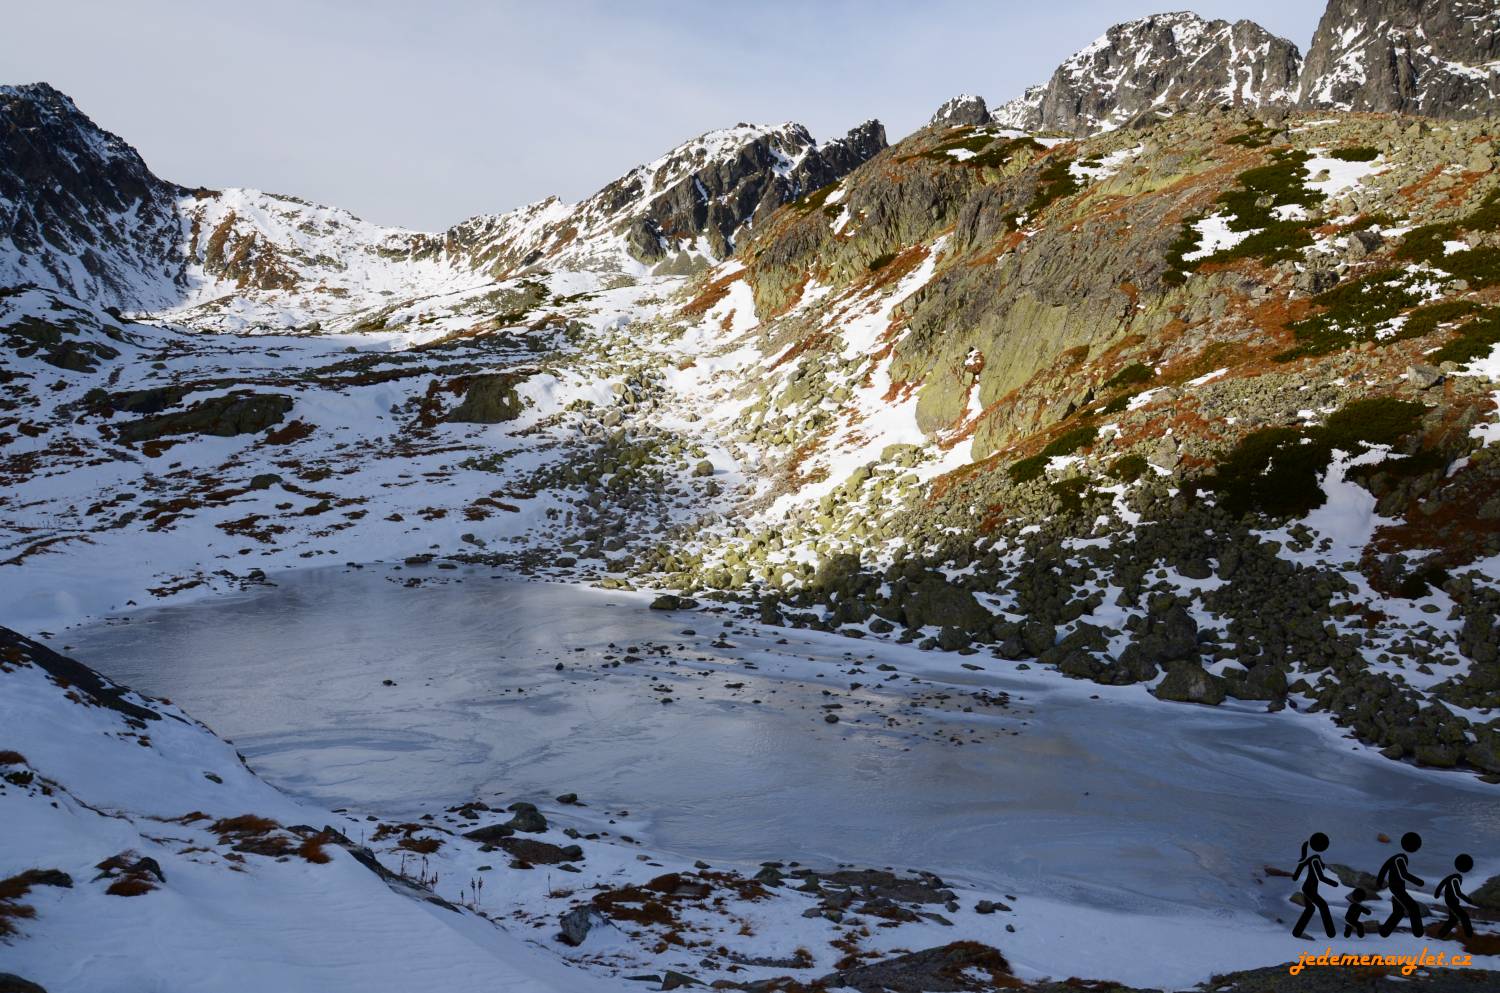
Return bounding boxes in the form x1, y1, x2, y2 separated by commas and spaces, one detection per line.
1292, 832, 1338, 938
1377, 832, 1426, 938
1343, 887, 1371, 938
1436, 854, 1478, 939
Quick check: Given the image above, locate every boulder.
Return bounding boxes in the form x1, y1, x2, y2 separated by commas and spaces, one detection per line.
505, 802, 547, 833
557, 906, 608, 946
1154, 661, 1227, 706
445, 374, 526, 424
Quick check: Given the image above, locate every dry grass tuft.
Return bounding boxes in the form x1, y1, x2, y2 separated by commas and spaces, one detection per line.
105, 877, 156, 897
297, 834, 334, 865
397, 836, 442, 855
210, 814, 279, 838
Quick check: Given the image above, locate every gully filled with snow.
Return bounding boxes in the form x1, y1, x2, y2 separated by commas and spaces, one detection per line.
63, 565, 1500, 948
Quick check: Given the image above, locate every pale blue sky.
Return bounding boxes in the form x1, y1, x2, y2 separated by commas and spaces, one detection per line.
4, 1, 1324, 229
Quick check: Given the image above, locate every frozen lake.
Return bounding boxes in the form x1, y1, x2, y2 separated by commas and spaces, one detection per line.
63, 564, 1500, 925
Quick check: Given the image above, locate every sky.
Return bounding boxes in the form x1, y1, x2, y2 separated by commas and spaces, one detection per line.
4, 0, 1325, 230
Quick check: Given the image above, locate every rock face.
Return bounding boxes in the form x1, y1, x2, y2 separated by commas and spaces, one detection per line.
1299, 0, 1500, 117
929, 94, 992, 128
991, 12, 1302, 134
591, 121, 888, 265
0, 83, 187, 310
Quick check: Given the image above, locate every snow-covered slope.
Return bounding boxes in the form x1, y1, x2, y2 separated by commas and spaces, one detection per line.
0, 626, 637, 993
990, 12, 1302, 134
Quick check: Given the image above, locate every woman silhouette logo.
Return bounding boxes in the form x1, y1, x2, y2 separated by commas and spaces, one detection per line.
1292, 832, 1338, 939
1377, 832, 1426, 938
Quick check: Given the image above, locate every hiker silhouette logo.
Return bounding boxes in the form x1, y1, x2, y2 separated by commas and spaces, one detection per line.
1377, 832, 1426, 938
1292, 832, 1338, 938
1291, 831, 1483, 943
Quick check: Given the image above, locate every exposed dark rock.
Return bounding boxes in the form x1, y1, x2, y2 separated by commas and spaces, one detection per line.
557, 905, 607, 946
0, 627, 160, 723
929, 94, 992, 128
462, 823, 514, 844
499, 837, 582, 865
445, 374, 526, 424
1155, 660, 1227, 706
504, 802, 547, 834
117, 393, 293, 442
819, 941, 1012, 993
0, 83, 187, 309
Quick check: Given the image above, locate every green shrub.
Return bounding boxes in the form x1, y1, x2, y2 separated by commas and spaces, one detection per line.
1041, 423, 1099, 458
1208, 398, 1428, 518
1225, 124, 1273, 148
1104, 362, 1153, 389
1278, 269, 1425, 360
1210, 221, 1315, 264
1109, 454, 1149, 483
1319, 397, 1426, 450
1024, 155, 1081, 217
1162, 214, 1205, 286
1050, 477, 1091, 514
1431, 309, 1500, 364
790, 183, 838, 215
867, 252, 898, 272
1209, 427, 1330, 518
1395, 300, 1480, 342
1330, 146, 1380, 162
1172, 150, 1323, 275
1397, 191, 1500, 266
968, 138, 1042, 170
1008, 454, 1048, 484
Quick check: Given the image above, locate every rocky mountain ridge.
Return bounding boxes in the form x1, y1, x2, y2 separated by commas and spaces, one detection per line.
0, 83, 884, 329
990, 12, 1302, 134
973, 0, 1498, 136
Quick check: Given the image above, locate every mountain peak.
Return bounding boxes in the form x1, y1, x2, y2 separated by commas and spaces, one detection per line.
1299, 0, 1500, 116
991, 10, 1301, 134
929, 94, 991, 128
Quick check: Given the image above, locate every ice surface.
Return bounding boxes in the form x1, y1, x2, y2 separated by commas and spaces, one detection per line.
64, 566, 1500, 927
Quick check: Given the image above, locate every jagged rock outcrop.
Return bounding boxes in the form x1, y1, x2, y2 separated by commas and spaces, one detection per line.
612, 120, 888, 267
929, 94, 992, 128
435, 120, 889, 276
0, 83, 188, 310
991, 12, 1302, 134
1299, 0, 1500, 118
